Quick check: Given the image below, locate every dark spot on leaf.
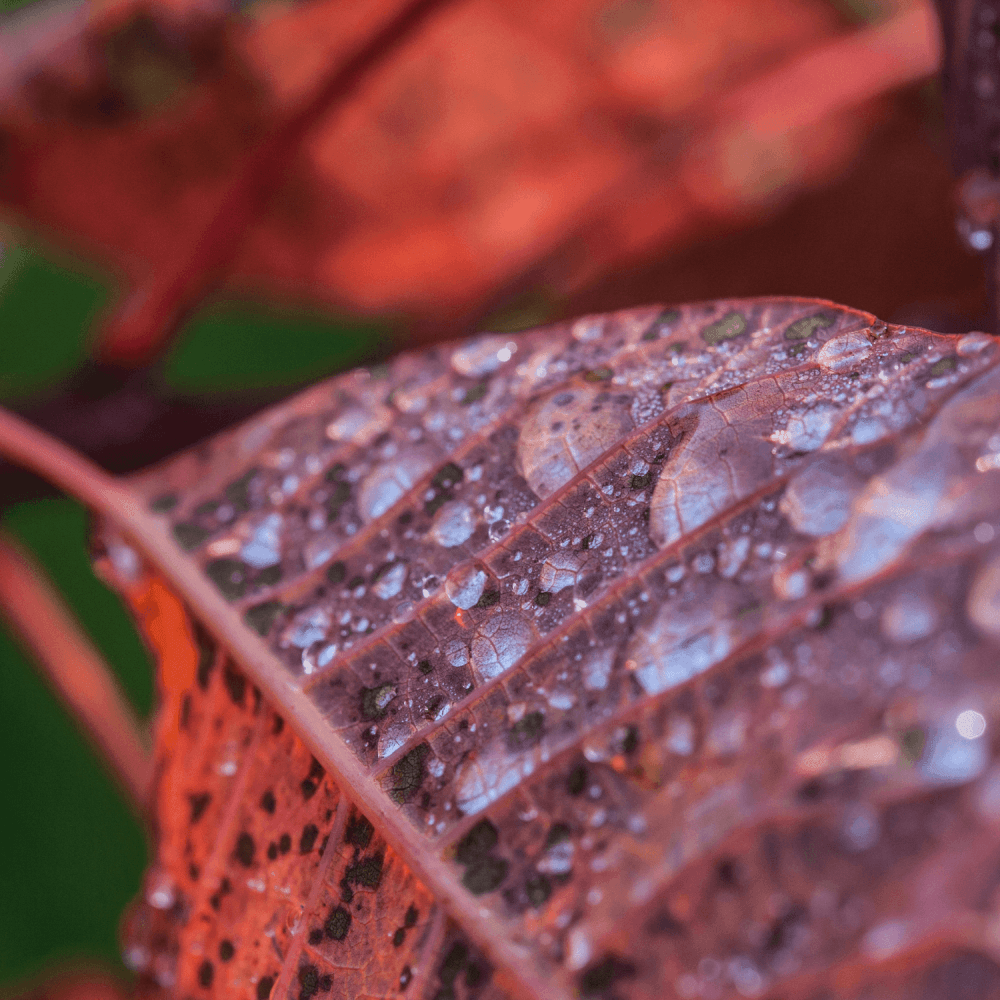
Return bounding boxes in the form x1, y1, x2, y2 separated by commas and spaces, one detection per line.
439, 943, 468, 986
218, 940, 234, 961
273, 715, 284, 735
475, 590, 500, 609
301, 778, 318, 800
462, 381, 488, 404
785, 312, 833, 341
433, 462, 464, 488
546, 823, 571, 848
702, 311, 746, 345
393, 928, 405, 947
188, 792, 211, 823
339, 879, 354, 903
797, 778, 823, 802
361, 683, 397, 721
245, 601, 283, 636
198, 961, 213, 988
930, 356, 958, 376
417, 659, 433, 675
267, 842, 278, 860
325, 905, 351, 940
223, 662, 246, 705
189, 862, 199, 880
308, 929, 323, 946
257, 977, 274, 1000
235, 832, 254, 867
579, 956, 636, 997
507, 711, 545, 750
326, 561, 346, 585
173, 522, 210, 551
327, 480, 351, 518
346, 813, 374, 849
465, 964, 484, 988
318, 976, 332, 993
630, 473, 651, 490
150, 493, 178, 513
298, 964, 319, 1000
206, 558, 248, 600
300, 823, 319, 853
535, 591, 551, 607
456, 820, 499, 864
567, 764, 587, 795
900, 349, 920, 364
224, 469, 257, 513
716, 857, 738, 886
399, 966, 412, 990
462, 857, 508, 895
325, 463, 346, 482
526, 873, 551, 907
260, 789, 276, 814
646, 909, 685, 936
622, 725, 640, 754
656, 308, 680, 327
405, 904, 418, 927
194, 500, 219, 518
388, 743, 430, 803
347, 575, 364, 590
279, 833, 291, 854
584, 366, 613, 382
346, 853, 384, 889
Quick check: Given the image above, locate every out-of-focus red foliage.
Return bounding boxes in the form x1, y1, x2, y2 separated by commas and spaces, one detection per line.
0, 0, 939, 362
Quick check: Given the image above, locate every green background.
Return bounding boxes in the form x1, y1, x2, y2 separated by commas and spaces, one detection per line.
0, 245, 386, 988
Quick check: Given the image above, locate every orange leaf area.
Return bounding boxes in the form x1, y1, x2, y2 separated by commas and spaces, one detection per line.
0, 0, 939, 362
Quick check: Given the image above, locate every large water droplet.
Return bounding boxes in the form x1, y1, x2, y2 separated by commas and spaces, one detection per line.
445, 564, 487, 609
372, 562, 407, 600
539, 551, 584, 594
780, 459, 860, 538
358, 451, 434, 522
816, 330, 872, 372
880, 590, 940, 644
451, 335, 511, 376
430, 501, 476, 548
326, 403, 392, 446
470, 612, 536, 682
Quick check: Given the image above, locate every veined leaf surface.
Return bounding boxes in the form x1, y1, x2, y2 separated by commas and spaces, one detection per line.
98, 298, 1000, 1000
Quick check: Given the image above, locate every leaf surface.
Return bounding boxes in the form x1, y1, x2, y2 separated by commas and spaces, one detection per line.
93, 298, 1000, 1000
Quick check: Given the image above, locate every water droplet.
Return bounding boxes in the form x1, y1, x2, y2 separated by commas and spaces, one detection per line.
325, 403, 392, 446
470, 612, 535, 682
841, 802, 880, 851
451, 335, 510, 376
372, 562, 407, 600
957, 332, 994, 356
974, 522, 996, 543
241, 513, 283, 568
539, 552, 583, 593
358, 452, 433, 522
146, 871, 176, 910
968, 554, 1000, 641
921, 723, 988, 783
816, 330, 872, 372
880, 590, 940, 644
430, 501, 476, 548
445, 639, 469, 667
957, 709, 987, 740
445, 565, 487, 609
770, 406, 837, 452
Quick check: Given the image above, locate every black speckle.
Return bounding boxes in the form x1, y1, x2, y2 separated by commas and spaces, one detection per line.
298, 965, 319, 1000
507, 711, 545, 750
339, 879, 354, 904
223, 663, 246, 706
150, 493, 178, 513
206, 558, 248, 600
715, 857, 739, 887
645, 909, 685, 936
309, 928, 323, 946
346, 814, 374, 849
417, 659, 433, 675
325, 906, 351, 941
345, 853, 384, 889
361, 683, 397, 721
245, 601, 283, 636
235, 832, 254, 867
399, 966, 412, 990
579, 956, 636, 997
433, 462, 464, 488
273, 715, 284, 735
462, 857, 508, 895
535, 591, 551, 607
388, 743, 430, 804
347, 575, 364, 590
465, 963, 485, 988
257, 564, 282, 587
318, 975, 332, 993
219, 940, 235, 961
630, 473, 651, 490
526, 873, 551, 908
299, 823, 319, 853
257, 977, 274, 1000
189, 863, 200, 881
267, 842, 278, 860
279, 834, 291, 854
404, 904, 418, 927
198, 961, 213, 988
260, 790, 276, 814
188, 792, 211, 824
301, 778, 318, 800
173, 522, 210, 552
326, 561, 346, 585
566, 764, 587, 796
393, 928, 405, 947
456, 819, 498, 863
622, 725, 640, 755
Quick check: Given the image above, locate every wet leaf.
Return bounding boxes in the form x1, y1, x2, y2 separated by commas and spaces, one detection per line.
93, 298, 1000, 1000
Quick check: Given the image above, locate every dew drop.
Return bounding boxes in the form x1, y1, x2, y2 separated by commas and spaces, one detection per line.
445, 565, 488, 609
431, 501, 476, 548
816, 330, 872, 372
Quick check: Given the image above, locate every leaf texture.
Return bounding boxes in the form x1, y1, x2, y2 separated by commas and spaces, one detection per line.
99, 298, 1000, 1000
